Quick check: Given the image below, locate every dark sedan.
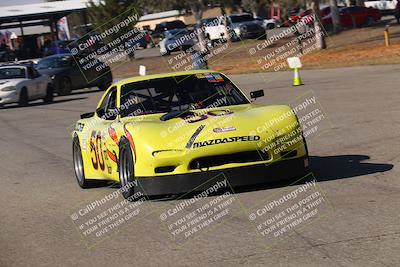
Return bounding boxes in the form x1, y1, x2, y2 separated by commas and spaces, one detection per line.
36, 54, 113, 95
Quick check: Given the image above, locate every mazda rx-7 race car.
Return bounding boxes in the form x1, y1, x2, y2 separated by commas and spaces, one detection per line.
72, 70, 309, 199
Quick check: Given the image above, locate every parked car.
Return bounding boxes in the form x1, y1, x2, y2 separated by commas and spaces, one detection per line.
36, 54, 113, 96
364, 0, 398, 16
0, 63, 53, 106
152, 20, 187, 42
227, 13, 266, 41
198, 16, 227, 45
321, 6, 381, 28
124, 30, 152, 59
255, 16, 277, 29
159, 29, 195, 55
126, 29, 151, 49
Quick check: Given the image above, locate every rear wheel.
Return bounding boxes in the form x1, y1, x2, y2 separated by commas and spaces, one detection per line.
58, 76, 72, 96
119, 138, 136, 199
73, 136, 89, 188
365, 16, 374, 26
18, 87, 28, 107
43, 84, 54, 103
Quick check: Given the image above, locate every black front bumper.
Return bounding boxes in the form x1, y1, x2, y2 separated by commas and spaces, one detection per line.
136, 156, 309, 196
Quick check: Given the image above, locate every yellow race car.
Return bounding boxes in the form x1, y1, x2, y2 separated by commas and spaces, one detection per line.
72, 70, 309, 199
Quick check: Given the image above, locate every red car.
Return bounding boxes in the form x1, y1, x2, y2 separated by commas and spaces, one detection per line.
321, 6, 381, 28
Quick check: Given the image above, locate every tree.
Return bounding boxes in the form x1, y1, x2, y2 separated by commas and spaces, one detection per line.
310, 0, 326, 49
241, 0, 268, 17
330, 0, 341, 33
189, 0, 207, 52
87, 0, 142, 33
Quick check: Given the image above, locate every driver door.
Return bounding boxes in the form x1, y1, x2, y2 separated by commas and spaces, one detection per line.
90, 87, 120, 179
26, 66, 42, 98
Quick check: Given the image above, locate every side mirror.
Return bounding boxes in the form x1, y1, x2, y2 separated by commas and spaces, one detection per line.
96, 107, 105, 118
80, 111, 95, 119
250, 89, 264, 101
96, 107, 118, 120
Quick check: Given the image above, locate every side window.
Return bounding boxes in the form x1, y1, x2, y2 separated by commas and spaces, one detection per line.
97, 87, 118, 120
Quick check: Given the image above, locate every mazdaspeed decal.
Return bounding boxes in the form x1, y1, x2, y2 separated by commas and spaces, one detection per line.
193, 135, 260, 148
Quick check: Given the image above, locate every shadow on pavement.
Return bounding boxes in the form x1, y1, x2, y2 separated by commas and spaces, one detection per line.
309, 154, 393, 182
158, 154, 393, 200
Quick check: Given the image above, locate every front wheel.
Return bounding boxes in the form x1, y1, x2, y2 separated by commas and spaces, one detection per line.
73, 136, 89, 188
119, 138, 136, 199
58, 76, 72, 96
43, 84, 54, 103
18, 87, 29, 107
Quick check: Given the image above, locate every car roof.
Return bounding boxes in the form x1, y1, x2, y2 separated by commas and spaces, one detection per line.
0, 63, 28, 68
166, 28, 188, 33
229, 13, 253, 17
39, 53, 72, 60
115, 70, 221, 87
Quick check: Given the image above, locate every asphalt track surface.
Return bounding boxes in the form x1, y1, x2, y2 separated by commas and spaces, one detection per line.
0, 64, 399, 266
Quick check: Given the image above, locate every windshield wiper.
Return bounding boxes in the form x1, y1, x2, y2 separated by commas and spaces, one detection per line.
160, 110, 194, 121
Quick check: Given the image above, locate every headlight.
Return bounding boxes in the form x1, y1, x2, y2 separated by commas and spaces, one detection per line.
234, 27, 241, 35
1, 86, 16, 92
50, 75, 56, 80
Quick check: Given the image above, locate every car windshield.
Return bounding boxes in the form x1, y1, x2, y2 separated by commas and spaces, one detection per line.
201, 17, 219, 26
165, 29, 189, 38
120, 73, 249, 117
0, 67, 26, 79
230, 14, 254, 23
37, 56, 73, 69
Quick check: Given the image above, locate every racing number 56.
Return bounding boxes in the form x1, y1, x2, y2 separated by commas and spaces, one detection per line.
90, 130, 105, 171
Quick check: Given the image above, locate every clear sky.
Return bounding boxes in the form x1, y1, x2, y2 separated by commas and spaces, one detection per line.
0, 0, 44, 7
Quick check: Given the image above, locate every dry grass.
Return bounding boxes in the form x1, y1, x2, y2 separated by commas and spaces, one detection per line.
111, 21, 400, 78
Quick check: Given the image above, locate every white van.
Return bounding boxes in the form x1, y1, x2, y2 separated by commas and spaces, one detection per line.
364, 0, 398, 15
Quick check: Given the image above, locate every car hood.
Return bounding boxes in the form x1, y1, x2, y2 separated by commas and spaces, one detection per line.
0, 78, 26, 87
122, 104, 298, 152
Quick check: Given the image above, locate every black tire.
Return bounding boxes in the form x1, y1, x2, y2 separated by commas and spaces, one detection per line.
267, 23, 275, 29
18, 87, 28, 107
43, 84, 54, 103
230, 32, 239, 42
72, 136, 90, 188
161, 49, 170, 56
365, 16, 374, 27
58, 76, 72, 96
258, 33, 267, 40
118, 138, 136, 199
